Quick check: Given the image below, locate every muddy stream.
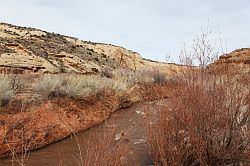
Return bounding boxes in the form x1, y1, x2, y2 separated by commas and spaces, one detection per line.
0, 99, 168, 166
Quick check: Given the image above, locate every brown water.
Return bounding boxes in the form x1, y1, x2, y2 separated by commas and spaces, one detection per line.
0, 99, 168, 166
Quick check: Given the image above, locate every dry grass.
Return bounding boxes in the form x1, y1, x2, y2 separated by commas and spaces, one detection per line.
150, 70, 168, 85
112, 68, 168, 86
1, 68, 168, 107
33, 74, 63, 100
33, 74, 132, 101
0, 75, 15, 107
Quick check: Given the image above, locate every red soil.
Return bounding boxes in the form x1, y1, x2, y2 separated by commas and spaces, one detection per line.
0, 84, 172, 157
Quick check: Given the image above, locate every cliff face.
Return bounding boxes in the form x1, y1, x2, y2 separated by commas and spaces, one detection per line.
1, 22, 248, 75
64, 37, 145, 71
0, 23, 124, 74
215, 48, 250, 65
0, 22, 180, 74
209, 48, 250, 74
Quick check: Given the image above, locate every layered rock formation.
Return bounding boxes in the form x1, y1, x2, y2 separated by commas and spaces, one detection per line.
1, 22, 249, 75
216, 48, 250, 65
0, 22, 182, 74
210, 48, 250, 74
0, 23, 122, 74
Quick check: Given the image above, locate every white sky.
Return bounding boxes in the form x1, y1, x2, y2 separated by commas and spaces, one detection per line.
0, 0, 250, 62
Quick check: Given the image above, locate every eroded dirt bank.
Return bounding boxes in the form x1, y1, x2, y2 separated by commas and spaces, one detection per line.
0, 84, 173, 157
0, 99, 169, 166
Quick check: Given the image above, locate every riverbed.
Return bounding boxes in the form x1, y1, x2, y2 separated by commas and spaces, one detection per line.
0, 99, 168, 166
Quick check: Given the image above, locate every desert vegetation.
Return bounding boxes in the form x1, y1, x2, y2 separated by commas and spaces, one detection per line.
6, 122, 131, 166
146, 30, 250, 166
146, 70, 249, 165
0, 24, 249, 166
0, 75, 15, 107
0, 68, 169, 110
0, 66, 170, 166
33, 74, 130, 100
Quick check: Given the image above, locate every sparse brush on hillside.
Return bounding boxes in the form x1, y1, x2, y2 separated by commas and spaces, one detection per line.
33, 74, 132, 100
60, 75, 92, 99
33, 75, 64, 100
150, 70, 168, 85
112, 68, 168, 86
0, 75, 15, 107
146, 29, 250, 166
62, 75, 129, 99
100, 67, 114, 78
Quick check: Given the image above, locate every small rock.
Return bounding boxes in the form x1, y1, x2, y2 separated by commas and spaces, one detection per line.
136, 111, 146, 115
133, 139, 146, 145
115, 132, 124, 141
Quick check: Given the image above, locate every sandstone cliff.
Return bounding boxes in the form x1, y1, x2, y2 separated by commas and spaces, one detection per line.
0, 22, 182, 74
216, 48, 250, 65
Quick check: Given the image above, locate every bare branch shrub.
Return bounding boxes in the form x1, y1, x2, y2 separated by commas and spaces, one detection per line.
146, 29, 249, 166
147, 73, 249, 165
8, 74, 25, 93
179, 28, 218, 67
80, 126, 130, 166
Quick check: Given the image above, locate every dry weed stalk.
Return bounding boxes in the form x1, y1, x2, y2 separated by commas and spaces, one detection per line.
55, 117, 131, 166
4, 104, 32, 166
81, 126, 130, 166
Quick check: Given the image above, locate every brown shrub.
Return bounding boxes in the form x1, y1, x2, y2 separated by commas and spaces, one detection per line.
146, 29, 249, 166
151, 70, 167, 86
146, 68, 249, 166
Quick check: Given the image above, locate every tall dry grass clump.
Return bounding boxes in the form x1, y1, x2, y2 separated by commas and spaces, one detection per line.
151, 70, 168, 85
33, 74, 63, 100
146, 29, 250, 166
62, 74, 129, 99
112, 68, 168, 86
0, 75, 15, 107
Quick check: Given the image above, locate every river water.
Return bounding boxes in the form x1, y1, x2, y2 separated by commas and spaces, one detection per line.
0, 99, 168, 166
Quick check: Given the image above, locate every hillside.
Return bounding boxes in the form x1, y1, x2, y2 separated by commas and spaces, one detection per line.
209, 48, 250, 74
0, 22, 181, 74
216, 48, 250, 64
0, 23, 249, 165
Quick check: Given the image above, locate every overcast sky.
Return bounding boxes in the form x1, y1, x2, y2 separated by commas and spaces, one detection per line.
0, 0, 249, 62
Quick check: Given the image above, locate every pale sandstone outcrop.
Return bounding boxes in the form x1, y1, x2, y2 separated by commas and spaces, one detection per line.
0, 22, 184, 74
215, 48, 250, 65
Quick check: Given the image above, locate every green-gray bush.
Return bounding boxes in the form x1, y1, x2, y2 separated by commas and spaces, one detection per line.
0, 76, 15, 107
